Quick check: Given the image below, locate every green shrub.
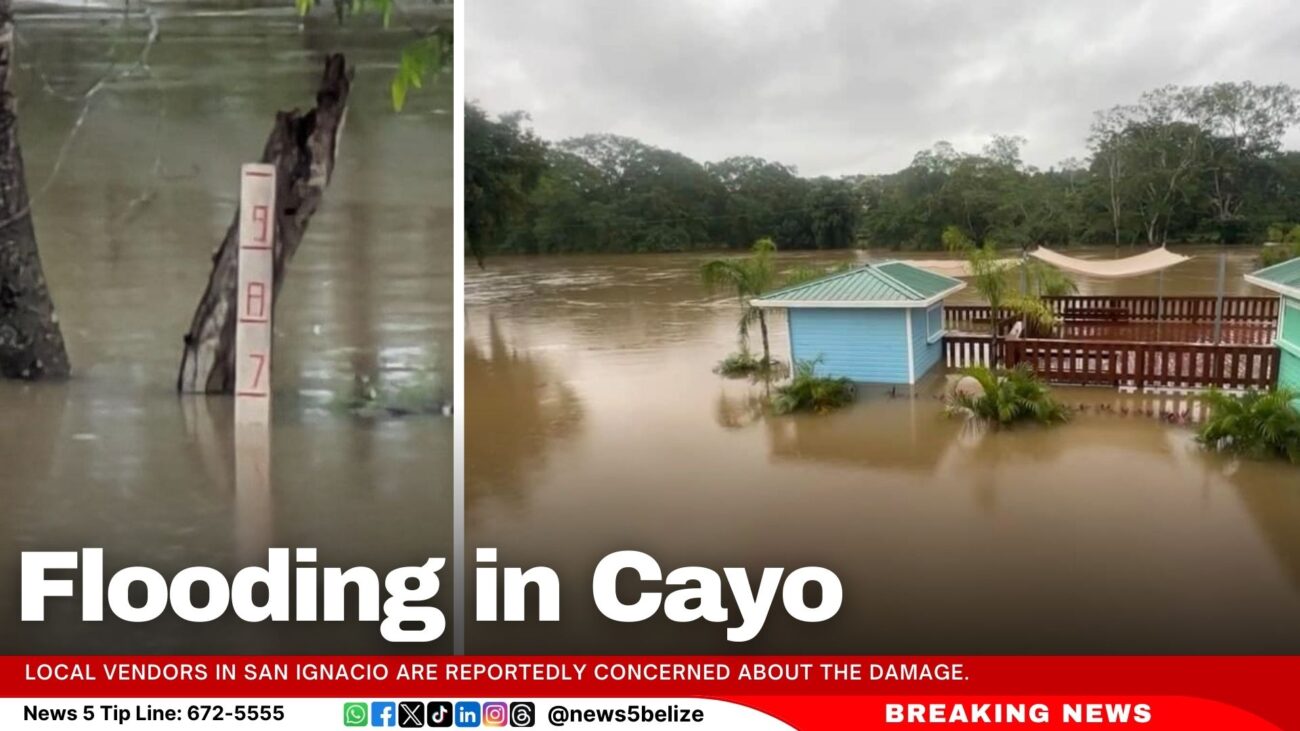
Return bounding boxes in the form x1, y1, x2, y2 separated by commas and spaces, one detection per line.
947, 364, 1070, 426
770, 359, 855, 415
1264, 223, 1300, 242
941, 225, 973, 252
1260, 241, 1300, 268
1198, 388, 1300, 463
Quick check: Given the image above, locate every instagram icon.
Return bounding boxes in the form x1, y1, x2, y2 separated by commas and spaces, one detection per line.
482, 702, 508, 727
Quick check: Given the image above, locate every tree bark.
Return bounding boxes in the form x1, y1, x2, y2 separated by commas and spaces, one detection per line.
0, 4, 70, 380
177, 54, 352, 393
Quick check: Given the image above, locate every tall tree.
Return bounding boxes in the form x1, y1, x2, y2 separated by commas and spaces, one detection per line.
0, 0, 69, 380
1184, 82, 1300, 224
464, 104, 547, 263
470, 82, 1300, 254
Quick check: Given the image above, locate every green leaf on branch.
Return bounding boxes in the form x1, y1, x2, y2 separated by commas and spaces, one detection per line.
291, 0, 449, 112
392, 36, 442, 111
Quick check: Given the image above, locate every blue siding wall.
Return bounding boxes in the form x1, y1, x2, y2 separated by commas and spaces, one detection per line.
911, 306, 944, 379
1280, 299, 1300, 406
1280, 351, 1300, 393
788, 308, 911, 383
1281, 298, 1300, 349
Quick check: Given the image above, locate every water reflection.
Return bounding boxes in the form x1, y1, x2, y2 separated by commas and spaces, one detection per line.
465, 315, 583, 508
466, 249, 1300, 654
0, 4, 451, 653
714, 388, 765, 430
1220, 457, 1300, 592
233, 425, 273, 565
762, 381, 952, 474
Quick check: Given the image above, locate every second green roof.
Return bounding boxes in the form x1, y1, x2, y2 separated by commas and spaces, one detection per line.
751, 261, 965, 308
1245, 256, 1300, 298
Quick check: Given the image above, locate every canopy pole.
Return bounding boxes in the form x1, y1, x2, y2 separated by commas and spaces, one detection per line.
1212, 253, 1226, 344
1157, 268, 1165, 341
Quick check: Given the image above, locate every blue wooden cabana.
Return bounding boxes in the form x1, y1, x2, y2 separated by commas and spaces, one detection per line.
751, 262, 965, 384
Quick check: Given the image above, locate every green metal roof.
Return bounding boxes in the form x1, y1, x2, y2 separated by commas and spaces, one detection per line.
876, 261, 961, 297
753, 261, 964, 307
1246, 256, 1300, 297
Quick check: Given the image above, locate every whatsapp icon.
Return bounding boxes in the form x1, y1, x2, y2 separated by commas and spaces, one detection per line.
343, 702, 369, 727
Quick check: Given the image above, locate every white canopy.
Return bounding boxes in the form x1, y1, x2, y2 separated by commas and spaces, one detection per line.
1028, 246, 1191, 279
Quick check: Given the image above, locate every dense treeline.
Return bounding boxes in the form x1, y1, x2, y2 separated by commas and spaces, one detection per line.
466, 82, 1300, 256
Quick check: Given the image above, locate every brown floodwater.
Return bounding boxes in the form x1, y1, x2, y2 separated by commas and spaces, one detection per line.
466, 246, 1300, 653
0, 3, 451, 653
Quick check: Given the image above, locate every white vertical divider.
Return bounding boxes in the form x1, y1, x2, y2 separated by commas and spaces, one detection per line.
452, 0, 467, 656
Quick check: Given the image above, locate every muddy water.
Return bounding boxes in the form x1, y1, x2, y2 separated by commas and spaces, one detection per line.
0, 3, 451, 652
466, 248, 1300, 653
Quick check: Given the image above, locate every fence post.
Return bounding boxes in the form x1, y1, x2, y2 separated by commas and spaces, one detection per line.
1212, 253, 1225, 344
1135, 344, 1147, 390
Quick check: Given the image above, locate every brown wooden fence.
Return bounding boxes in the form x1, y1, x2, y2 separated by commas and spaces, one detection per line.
945, 295, 1279, 330
1042, 295, 1278, 323
943, 335, 1280, 390
1048, 320, 1275, 345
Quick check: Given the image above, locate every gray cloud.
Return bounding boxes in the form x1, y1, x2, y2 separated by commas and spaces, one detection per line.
469, 0, 1300, 176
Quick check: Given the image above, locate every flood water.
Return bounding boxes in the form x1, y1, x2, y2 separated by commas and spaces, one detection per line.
466, 246, 1300, 653
0, 3, 451, 652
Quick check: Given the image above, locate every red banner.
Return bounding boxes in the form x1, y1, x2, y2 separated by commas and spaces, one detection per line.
5, 656, 1298, 729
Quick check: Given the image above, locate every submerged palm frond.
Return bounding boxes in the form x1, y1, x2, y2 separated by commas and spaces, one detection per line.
947, 364, 1070, 427
770, 359, 855, 415
1198, 388, 1300, 463
714, 348, 785, 378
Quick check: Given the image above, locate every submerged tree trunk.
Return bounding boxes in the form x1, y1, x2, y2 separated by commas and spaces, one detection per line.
177, 54, 352, 393
0, 4, 70, 380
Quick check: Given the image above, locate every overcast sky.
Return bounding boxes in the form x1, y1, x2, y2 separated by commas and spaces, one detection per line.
468, 0, 1300, 177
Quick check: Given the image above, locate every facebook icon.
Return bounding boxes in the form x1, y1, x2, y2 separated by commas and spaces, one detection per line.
371, 702, 396, 727
454, 701, 481, 728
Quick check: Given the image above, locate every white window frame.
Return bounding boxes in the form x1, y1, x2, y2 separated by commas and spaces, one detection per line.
925, 303, 945, 343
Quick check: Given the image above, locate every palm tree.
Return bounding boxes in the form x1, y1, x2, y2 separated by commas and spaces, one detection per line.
1023, 259, 1079, 297
945, 227, 1013, 361
700, 238, 780, 367
943, 226, 1069, 358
